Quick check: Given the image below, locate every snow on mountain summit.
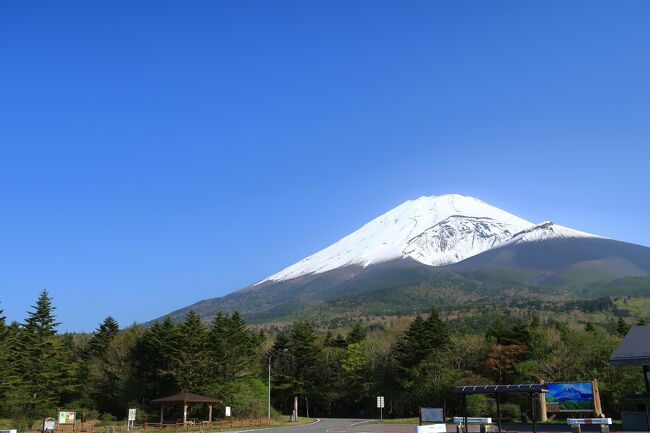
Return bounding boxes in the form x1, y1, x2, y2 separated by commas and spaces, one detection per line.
402, 215, 520, 266
505, 221, 600, 245
259, 194, 535, 283
258, 195, 605, 284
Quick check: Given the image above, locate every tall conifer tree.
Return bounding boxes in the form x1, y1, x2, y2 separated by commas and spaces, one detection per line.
14, 290, 70, 417
172, 311, 208, 392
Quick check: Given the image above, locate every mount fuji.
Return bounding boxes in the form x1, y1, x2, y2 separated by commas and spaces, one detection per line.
154, 194, 650, 325
258, 194, 597, 283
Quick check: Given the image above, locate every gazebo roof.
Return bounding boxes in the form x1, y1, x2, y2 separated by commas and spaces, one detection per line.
610, 326, 650, 366
151, 393, 219, 404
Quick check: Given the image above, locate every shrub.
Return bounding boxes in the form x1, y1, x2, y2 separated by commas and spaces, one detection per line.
100, 413, 117, 423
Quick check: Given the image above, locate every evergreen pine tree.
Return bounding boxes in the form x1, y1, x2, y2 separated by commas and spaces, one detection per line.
87, 316, 120, 357
392, 315, 426, 370
346, 322, 368, 345
510, 319, 532, 346
208, 311, 260, 383
15, 290, 69, 418
85, 316, 122, 414
616, 317, 630, 337
421, 306, 450, 350
0, 306, 7, 409
333, 334, 347, 348
1, 322, 29, 415
284, 322, 322, 400
486, 317, 510, 344
172, 311, 209, 392
0, 305, 6, 338
134, 317, 180, 401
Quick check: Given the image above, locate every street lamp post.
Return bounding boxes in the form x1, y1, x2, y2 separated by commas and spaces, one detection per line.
268, 348, 287, 420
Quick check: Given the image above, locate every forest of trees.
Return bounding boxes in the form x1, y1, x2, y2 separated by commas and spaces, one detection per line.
0, 290, 645, 427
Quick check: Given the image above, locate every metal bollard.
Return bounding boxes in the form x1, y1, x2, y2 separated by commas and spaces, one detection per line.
599, 425, 609, 433
571, 425, 581, 433
456, 424, 464, 433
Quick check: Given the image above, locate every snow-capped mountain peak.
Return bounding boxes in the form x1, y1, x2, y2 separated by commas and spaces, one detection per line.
257, 195, 604, 284
402, 215, 519, 266
259, 194, 534, 283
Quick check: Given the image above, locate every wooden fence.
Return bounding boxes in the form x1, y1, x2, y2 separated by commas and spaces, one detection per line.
51, 419, 271, 433
143, 419, 272, 432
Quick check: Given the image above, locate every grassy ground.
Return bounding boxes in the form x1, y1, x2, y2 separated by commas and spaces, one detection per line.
374, 418, 419, 424
266, 417, 315, 429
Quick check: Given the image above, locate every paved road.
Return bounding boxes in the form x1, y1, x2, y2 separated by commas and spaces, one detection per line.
229, 419, 415, 433
228, 420, 641, 433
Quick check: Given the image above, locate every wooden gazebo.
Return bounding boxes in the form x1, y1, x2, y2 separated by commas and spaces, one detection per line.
151, 393, 220, 424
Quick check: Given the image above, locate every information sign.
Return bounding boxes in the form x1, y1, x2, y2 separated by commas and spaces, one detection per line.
58, 412, 76, 425
546, 382, 595, 413
421, 408, 444, 423
43, 418, 56, 431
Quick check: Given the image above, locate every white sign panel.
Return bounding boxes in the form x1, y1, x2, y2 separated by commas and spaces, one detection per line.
225, 406, 231, 417
453, 417, 492, 424
567, 418, 612, 425
421, 407, 444, 423
128, 409, 136, 421
416, 424, 447, 433
377, 396, 385, 408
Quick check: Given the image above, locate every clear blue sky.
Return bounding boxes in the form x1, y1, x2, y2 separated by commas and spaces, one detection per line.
1, 1, 649, 331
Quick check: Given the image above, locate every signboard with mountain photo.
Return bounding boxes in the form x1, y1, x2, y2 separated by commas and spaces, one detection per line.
545, 382, 595, 412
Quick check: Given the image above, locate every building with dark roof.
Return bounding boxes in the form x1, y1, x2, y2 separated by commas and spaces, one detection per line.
610, 326, 650, 431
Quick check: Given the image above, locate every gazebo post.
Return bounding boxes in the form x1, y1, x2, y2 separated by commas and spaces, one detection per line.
463, 394, 468, 433
208, 404, 212, 422
496, 393, 502, 433
160, 406, 164, 424
183, 403, 188, 424
530, 393, 538, 433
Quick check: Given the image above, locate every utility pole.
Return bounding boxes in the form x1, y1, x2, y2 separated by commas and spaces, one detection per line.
268, 348, 288, 420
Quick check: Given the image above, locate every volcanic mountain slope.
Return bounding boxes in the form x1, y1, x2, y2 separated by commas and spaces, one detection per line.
154, 194, 650, 325
451, 222, 650, 286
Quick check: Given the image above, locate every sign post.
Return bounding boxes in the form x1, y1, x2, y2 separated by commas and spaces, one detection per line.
128, 409, 136, 431
377, 396, 385, 421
